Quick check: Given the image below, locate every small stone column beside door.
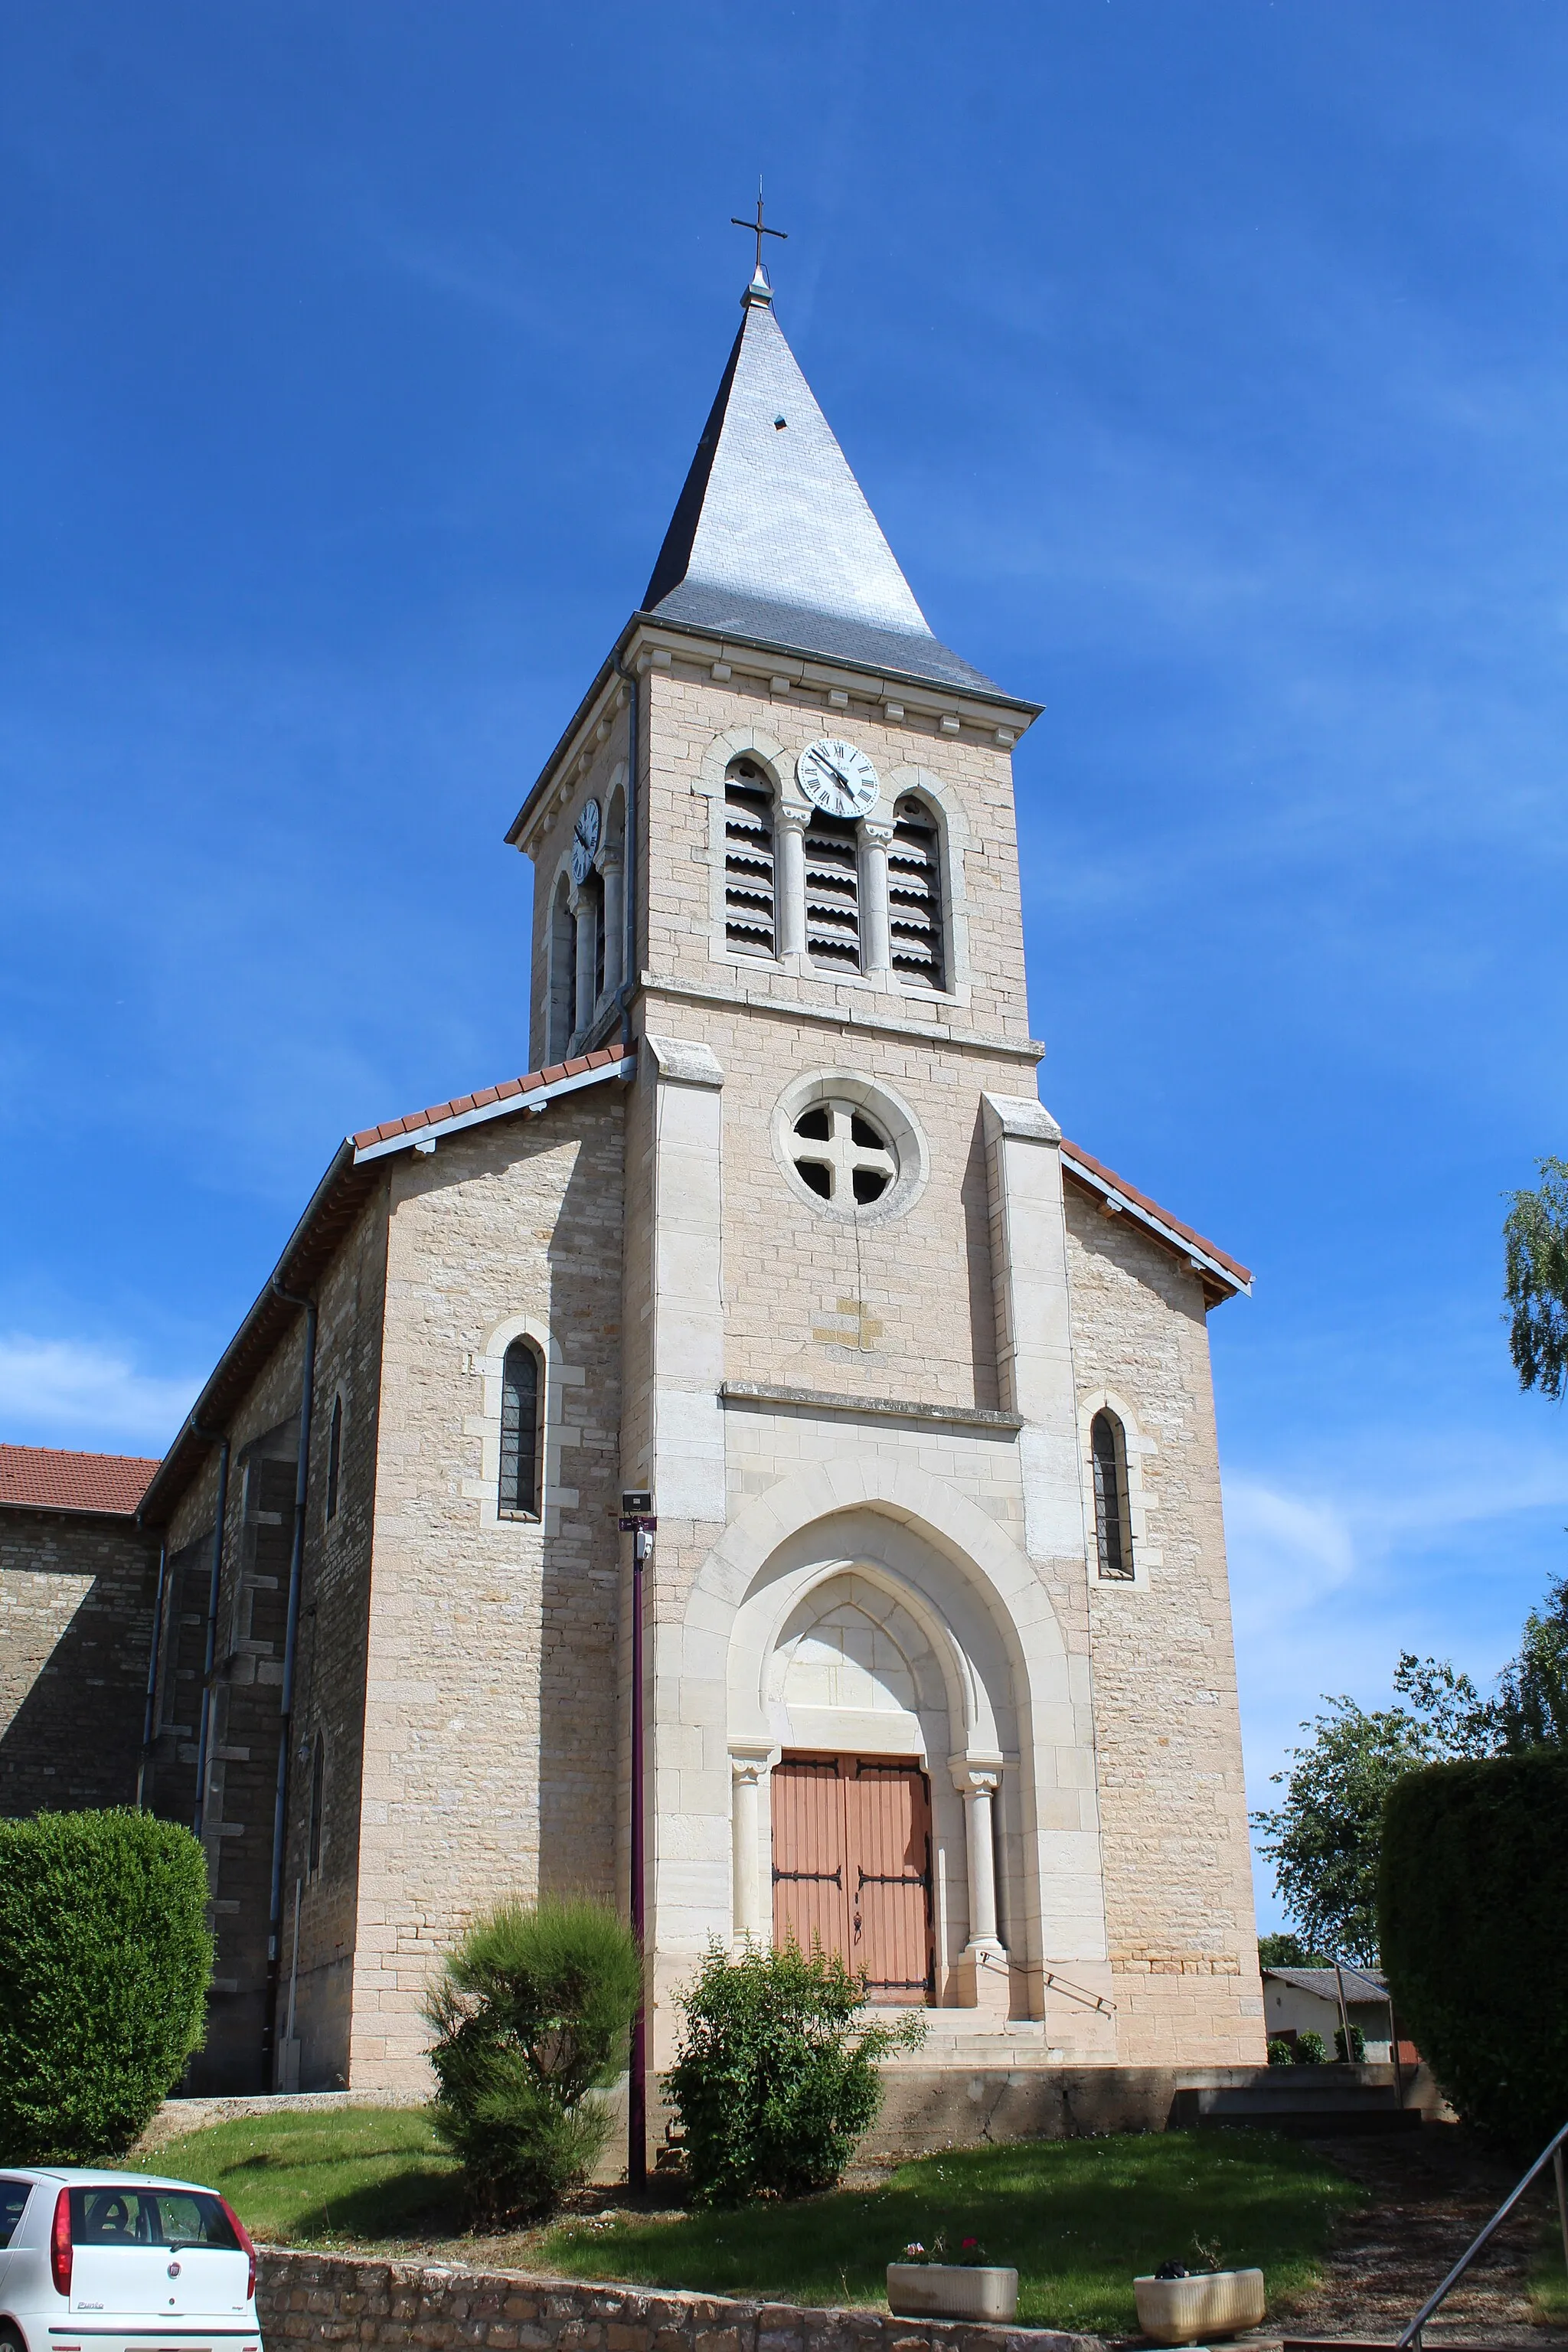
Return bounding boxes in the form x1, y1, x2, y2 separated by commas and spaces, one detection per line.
730, 1742, 778, 1944
952, 1753, 1011, 2022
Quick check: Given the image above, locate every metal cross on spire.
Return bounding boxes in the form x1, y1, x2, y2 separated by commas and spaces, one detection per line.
731, 178, 788, 275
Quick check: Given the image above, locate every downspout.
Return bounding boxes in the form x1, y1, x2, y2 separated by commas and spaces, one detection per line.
191, 1428, 231, 1842
263, 1279, 318, 2086
614, 647, 641, 1050
135, 1534, 170, 1811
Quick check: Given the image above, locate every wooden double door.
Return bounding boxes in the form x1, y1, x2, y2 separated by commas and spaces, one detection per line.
771, 1753, 934, 2004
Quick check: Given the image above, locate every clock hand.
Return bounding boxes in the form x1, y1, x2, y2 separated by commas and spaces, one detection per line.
815, 750, 850, 787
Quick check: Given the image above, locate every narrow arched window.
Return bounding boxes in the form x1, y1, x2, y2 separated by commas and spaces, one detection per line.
1091, 1410, 1132, 1580
804, 808, 861, 971
724, 760, 776, 957
308, 1732, 325, 1877
325, 1394, 343, 1524
888, 795, 945, 990
499, 1338, 544, 1518
550, 876, 577, 1060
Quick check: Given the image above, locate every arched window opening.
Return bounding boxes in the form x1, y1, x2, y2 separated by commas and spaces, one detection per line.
550, 876, 577, 1060
804, 809, 861, 972
308, 1732, 325, 1877
499, 1338, 544, 1519
724, 760, 776, 957
888, 795, 945, 990
1090, 1410, 1132, 1580
325, 1394, 343, 1524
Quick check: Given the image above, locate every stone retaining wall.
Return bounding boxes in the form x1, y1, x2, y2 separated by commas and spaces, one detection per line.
256, 2250, 1098, 2352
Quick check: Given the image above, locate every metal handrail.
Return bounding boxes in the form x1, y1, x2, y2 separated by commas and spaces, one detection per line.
1397, 2116, 1568, 2347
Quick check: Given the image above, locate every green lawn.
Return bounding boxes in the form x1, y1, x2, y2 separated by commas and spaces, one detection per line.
155, 2108, 1361, 2338
537, 2133, 1361, 2334
155, 2105, 464, 2246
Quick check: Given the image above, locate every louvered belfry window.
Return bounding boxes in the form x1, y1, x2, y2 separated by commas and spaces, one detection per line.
888, 795, 944, 990
804, 809, 861, 972
499, 1339, 542, 1518
724, 760, 776, 957
1090, 1410, 1132, 1579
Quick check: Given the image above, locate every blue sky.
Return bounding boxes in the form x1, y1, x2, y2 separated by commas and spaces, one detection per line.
3, 2, 1566, 1927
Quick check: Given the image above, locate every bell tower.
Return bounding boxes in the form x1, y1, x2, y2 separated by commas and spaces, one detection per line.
505, 256, 1263, 2088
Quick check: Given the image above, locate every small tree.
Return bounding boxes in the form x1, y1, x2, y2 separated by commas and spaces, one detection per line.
1504, 1156, 1568, 1399
423, 1896, 642, 2225
1257, 1932, 1331, 1968
666, 1939, 923, 2206
0, 1810, 211, 2161
1251, 1699, 1431, 1963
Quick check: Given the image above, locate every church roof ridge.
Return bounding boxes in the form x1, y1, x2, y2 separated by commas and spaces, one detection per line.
350, 1044, 630, 1156
642, 280, 1002, 694
139, 1051, 635, 1528
1059, 1138, 1253, 1295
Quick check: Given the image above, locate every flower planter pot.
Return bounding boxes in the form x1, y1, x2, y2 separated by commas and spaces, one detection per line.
886, 2263, 1019, 2323
1133, 2268, 1266, 2345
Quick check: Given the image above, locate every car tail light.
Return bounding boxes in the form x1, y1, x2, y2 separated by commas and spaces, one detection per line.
220, 2197, 256, 2301
51, 2187, 73, 2297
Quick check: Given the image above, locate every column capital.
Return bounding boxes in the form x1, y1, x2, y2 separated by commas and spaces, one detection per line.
730, 1739, 779, 1784
861, 817, 896, 846
949, 1751, 1005, 1796
775, 800, 812, 835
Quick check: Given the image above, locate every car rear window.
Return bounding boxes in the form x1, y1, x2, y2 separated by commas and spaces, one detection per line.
0, 2180, 31, 2248
68, 2189, 240, 2250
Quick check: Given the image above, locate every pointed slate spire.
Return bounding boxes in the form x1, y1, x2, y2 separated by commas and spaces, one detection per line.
643, 276, 999, 694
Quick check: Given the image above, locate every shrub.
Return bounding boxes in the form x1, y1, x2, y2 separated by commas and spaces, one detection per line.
1294, 2030, 1326, 2065
665, 1938, 924, 2206
423, 1896, 641, 2224
1267, 2037, 1295, 2067
1380, 1749, 1568, 2151
1334, 2022, 1366, 2063
0, 1810, 211, 2162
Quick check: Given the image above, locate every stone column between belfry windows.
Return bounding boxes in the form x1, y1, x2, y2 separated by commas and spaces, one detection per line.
859, 818, 894, 977
773, 803, 808, 961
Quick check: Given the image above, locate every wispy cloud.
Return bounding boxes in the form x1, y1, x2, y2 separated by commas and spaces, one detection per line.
0, 1335, 195, 1455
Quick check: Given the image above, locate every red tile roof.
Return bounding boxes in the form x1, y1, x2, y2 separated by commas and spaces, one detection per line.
0, 1443, 161, 1517
1060, 1138, 1253, 1290
351, 1046, 629, 1151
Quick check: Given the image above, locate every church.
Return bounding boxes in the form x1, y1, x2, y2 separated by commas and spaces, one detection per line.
0, 256, 1266, 2120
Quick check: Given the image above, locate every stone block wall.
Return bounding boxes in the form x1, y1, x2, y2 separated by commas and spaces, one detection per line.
1064, 1184, 1264, 2066
0, 1506, 159, 1815
255, 2251, 1096, 2352
150, 1183, 393, 2094
281, 1188, 394, 2090
351, 1089, 627, 2088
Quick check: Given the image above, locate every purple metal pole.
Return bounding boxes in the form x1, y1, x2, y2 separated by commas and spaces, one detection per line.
629, 1528, 647, 2194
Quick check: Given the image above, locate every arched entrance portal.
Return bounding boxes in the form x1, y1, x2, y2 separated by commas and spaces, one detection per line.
726, 1514, 1016, 2012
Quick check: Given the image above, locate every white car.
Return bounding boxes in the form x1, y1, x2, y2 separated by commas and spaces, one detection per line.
0, 2170, 261, 2352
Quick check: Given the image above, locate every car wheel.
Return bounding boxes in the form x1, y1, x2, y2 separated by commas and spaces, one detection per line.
0, 2326, 29, 2352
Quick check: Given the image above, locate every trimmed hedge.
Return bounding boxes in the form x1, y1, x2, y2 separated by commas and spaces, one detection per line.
1380, 1749, 1568, 2151
0, 1810, 212, 2162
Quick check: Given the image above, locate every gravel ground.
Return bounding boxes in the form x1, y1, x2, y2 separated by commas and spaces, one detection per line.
1238, 2127, 1568, 2349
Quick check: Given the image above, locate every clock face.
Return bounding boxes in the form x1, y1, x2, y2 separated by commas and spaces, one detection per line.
796, 738, 880, 821
570, 798, 602, 884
